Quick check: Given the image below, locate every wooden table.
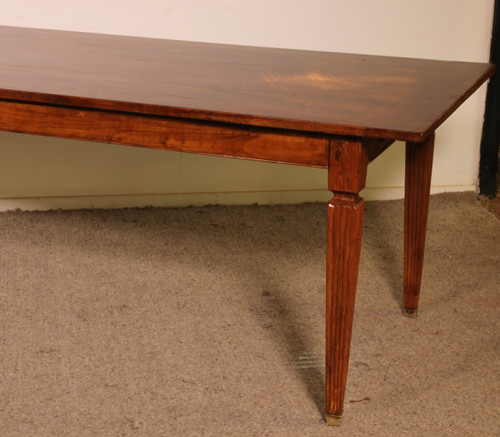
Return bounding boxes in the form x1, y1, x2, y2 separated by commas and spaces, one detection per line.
0, 26, 494, 425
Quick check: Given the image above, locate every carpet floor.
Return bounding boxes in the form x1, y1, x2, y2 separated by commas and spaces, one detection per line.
0, 192, 498, 436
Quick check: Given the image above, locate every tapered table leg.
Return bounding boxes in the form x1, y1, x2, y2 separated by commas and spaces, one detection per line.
404, 133, 435, 317
325, 138, 368, 425
326, 193, 364, 425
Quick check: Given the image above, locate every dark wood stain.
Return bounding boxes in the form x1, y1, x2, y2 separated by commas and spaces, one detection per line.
0, 26, 494, 141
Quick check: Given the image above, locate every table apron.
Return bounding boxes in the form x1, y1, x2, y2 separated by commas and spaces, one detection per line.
0, 99, 330, 168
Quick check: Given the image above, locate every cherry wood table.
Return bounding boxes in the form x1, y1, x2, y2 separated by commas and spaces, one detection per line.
0, 26, 494, 425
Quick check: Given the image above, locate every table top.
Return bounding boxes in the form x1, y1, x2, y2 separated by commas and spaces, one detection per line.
0, 26, 494, 141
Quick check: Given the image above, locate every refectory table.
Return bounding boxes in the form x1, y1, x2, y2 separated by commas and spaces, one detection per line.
0, 26, 494, 425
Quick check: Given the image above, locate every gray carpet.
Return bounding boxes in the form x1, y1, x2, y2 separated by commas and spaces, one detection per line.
0, 192, 498, 436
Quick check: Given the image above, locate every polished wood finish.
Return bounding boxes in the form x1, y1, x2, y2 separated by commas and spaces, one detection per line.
0, 26, 494, 141
329, 138, 369, 193
0, 26, 494, 426
0, 100, 328, 168
326, 193, 364, 421
404, 134, 435, 314
326, 138, 368, 422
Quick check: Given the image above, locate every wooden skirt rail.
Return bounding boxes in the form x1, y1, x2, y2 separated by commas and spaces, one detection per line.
0, 99, 329, 168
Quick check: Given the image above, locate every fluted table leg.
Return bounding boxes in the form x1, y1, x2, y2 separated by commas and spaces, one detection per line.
403, 133, 435, 317
326, 193, 364, 425
325, 138, 368, 425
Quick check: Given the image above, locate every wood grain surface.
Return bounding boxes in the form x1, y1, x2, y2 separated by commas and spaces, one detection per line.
325, 193, 365, 419
0, 26, 494, 141
404, 134, 435, 312
0, 100, 329, 167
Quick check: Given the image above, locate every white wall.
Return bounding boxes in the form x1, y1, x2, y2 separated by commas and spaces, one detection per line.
0, 0, 494, 211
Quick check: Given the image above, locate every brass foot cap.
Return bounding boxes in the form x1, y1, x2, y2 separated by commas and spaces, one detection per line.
403, 308, 418, 318
326, 414, 342, 426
